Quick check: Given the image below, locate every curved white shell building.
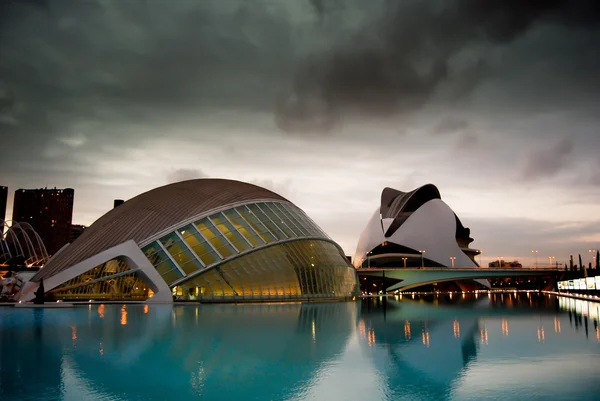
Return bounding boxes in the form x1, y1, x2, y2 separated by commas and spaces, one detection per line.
353, 185, 480, 269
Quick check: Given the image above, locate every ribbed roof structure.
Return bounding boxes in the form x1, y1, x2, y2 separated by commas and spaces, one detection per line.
381, 184, 441, 237
33, 179, 288, 281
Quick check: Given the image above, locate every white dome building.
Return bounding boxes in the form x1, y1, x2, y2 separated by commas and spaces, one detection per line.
353, 185, 480, 269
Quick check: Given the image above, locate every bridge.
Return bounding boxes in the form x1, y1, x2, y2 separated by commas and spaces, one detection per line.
358, 267, 561, 292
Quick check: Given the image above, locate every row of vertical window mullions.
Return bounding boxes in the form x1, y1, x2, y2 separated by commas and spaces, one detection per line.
149, 248, 183, 284
236, 206, 276, 243
319, 243, 350, 295
264, 202, 304, 237
261, 247, 299, 296
287, 242, 324, 296
156, 239, 187, 277
235, 256, 264, 295
195, 222, 228, 258
180, 223, 224, 269
253, 246, 295, 296
224, 209, 265, 247
269, 202, 313, 239
289, 206, 328, 238
143, 202, 335, 288
209, 244, 297, 298
57, 259, 127, 289
248, 204, 287, 240
56, 273, 140, 297
260, 203, 297, 238
285, 244, 317, 296
178, 240, 354, 299
218, 212, 254, 251
242, 252, 273, 296
279, 241, 312, 295
272, 203, 309, 236
148, 205, 270, 287
273, 203, 311, 237
280, 204, 319, 237
288, 241, 338, 296
141, 244, 183, 285
174, 230, 206, 269
206, 216, 239, 254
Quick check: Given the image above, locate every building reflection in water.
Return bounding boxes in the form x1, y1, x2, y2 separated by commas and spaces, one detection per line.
359, 296, 481, 399
0, 302, 358, 401
2, 293, 600, 401
357, 292, 600, 399
0, 309, 65, 400
502, 319, 509, 336
480, 326, 488, 345
120, 305, 127, 326
559, 296, 600, 341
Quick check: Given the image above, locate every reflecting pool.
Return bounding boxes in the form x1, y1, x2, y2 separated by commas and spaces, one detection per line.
1, 293, 599, 400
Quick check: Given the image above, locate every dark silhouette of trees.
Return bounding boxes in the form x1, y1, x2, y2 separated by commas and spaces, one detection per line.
33, 278, 45, 305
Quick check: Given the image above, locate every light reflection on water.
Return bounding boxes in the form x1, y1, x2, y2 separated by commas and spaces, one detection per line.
1, 294, 599, 401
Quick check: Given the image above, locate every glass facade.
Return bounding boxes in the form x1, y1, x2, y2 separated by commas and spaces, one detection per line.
50, 258, 154, 301
172, 239, 358, 301
141, 201, 358, 301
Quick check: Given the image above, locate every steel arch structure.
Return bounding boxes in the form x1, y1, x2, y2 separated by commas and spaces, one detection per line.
0, 220, 49, 266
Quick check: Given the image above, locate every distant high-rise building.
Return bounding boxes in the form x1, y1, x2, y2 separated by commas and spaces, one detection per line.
0, 186, 7, 234
70, 224, 87, 242
114, 199, 124, 208
12, 187, 74, 255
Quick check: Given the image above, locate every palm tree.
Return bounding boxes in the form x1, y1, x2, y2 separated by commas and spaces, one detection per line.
579, 254, 586, 278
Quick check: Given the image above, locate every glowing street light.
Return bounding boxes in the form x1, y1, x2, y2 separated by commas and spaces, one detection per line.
419, 250, 426, 269
531, 250, 539, 267
450, 256, 456, 268
367, 251, 372, 269
589, 250, 597, 267
498, 256, 503, 268
402, 257, 408, 268
549, 256, 555, 268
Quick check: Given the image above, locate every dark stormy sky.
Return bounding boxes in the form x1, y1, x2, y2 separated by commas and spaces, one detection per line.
1, 0, 600, 266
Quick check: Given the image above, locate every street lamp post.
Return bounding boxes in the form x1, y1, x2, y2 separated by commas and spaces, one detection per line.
589, 250, 597, 268
549, 256, 555, 268
531, 250, 539, 268
402, 257, 408, 268
419, 250, 426, 269
450, 256, 456, 268
367, 251, 372, 269
498, 256, 503, 268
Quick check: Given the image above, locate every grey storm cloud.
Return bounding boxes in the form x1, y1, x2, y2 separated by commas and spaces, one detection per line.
519, 137, 575, 181
0, 0, 599, 149
433, 118, 470, 135
2, 0, 600, 263
278, 0, 600, 132
165, 168, 208, 184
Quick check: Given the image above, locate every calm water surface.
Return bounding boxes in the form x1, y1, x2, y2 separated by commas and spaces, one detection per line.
1, 293, 599, 400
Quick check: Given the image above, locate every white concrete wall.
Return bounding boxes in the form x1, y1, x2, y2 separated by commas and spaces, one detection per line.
19, 240, 172, 303
353, 199, 477, 269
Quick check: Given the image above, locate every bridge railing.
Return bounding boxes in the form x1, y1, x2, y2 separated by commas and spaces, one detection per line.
357, 265, 561, 271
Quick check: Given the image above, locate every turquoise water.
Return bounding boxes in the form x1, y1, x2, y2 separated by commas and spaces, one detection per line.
1, 293, 599, 400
